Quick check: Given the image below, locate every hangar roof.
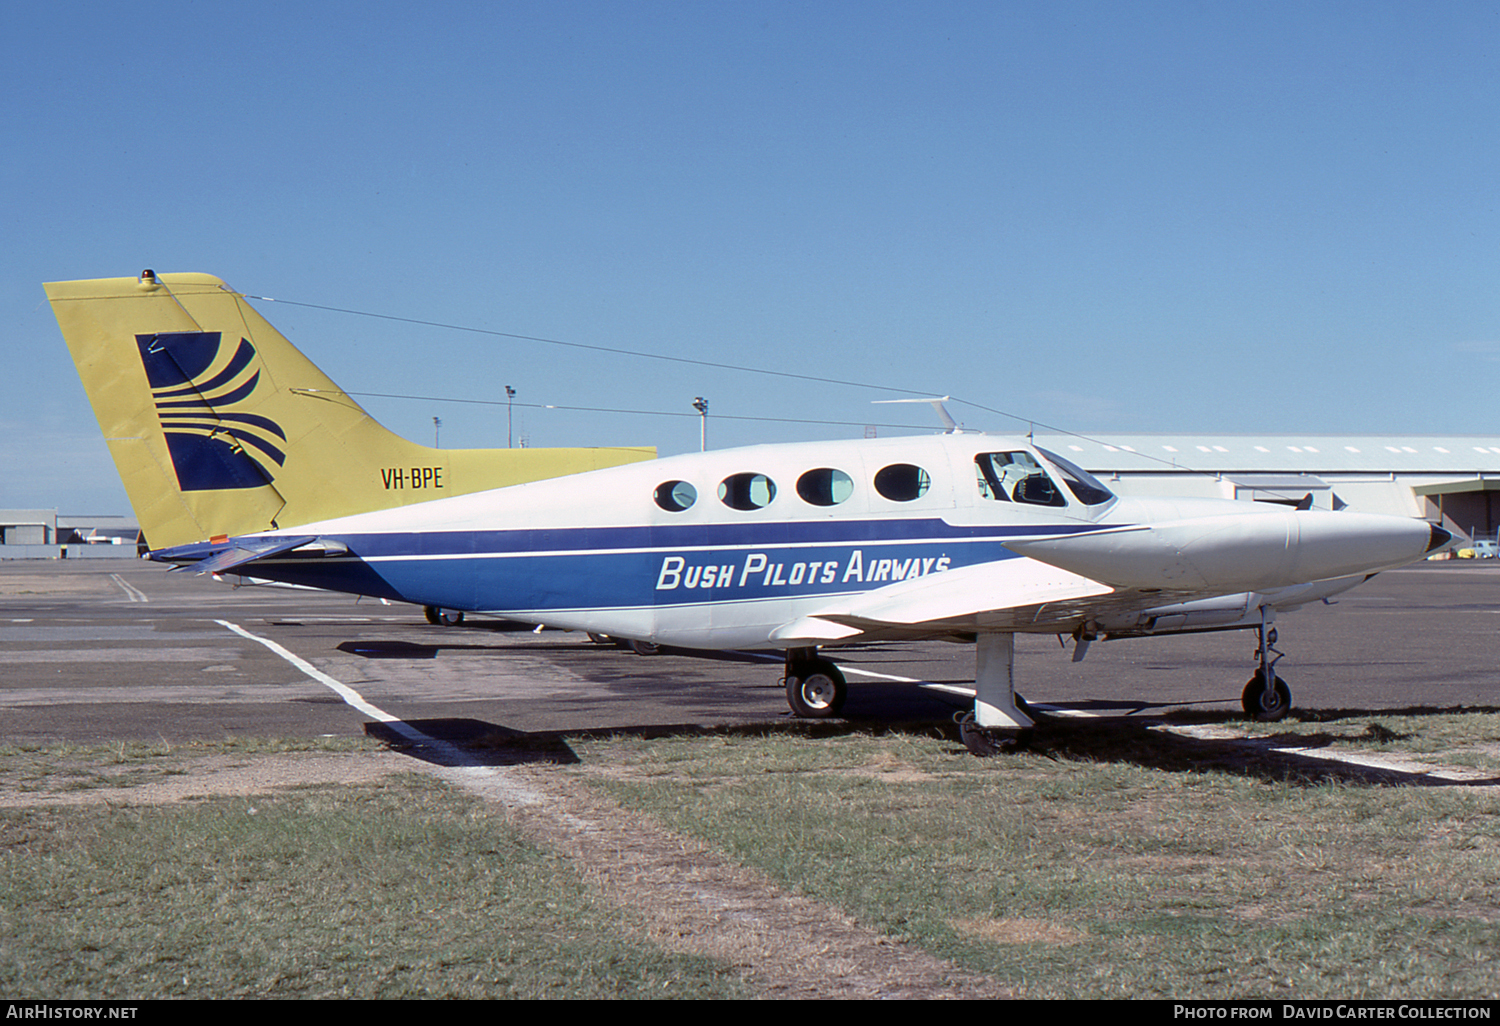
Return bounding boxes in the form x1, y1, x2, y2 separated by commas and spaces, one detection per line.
1030, 434, 1500, 475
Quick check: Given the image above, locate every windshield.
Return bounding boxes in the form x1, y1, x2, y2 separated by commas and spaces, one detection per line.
974, 451, 1066, 507
1036, 447, 1116, 506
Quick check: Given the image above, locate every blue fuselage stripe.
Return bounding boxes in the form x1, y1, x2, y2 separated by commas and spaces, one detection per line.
209, 518, 1101, 615
333, 517, 1079, 557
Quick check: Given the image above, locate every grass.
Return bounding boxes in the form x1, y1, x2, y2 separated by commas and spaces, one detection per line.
0, 736, 379, 796
4, 711, 1498, 999
0, 771, 746, 999
567, 718, 1500, 1000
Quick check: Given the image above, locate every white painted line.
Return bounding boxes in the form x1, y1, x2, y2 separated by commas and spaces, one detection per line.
215, 619, 420, 740
110, 574, 149, 602
215, 620, 568, 809
728, 650, 782, 663
1152, 720, 1498, 783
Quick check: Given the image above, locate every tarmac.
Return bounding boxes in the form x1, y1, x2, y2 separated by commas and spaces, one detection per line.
2, 557, 1497, 747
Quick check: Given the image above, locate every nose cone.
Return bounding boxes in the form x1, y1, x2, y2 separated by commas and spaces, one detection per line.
1427, 524, 1454, 553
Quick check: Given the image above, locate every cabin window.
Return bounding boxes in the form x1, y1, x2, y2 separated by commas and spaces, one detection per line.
1036, 448, 1115, 506
719, 472, 776, 510
654, 480, 698, 512
873, 463, 930, 502
975, 452, 1066, 507
796, 468, 854, 506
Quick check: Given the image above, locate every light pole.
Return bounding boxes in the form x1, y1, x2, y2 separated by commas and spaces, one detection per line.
505, 385, 516, 448
692, 396, 708, 452
433, 416, 441, 448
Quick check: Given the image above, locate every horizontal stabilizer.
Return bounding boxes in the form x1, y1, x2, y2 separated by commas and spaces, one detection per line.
168, 535, 317, 575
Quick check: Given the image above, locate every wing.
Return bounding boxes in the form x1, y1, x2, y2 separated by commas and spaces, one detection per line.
768, 555, 1192, 646
768, 507, 1446, 648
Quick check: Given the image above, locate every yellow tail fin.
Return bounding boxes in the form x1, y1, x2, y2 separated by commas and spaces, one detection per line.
45, 270, 654, 549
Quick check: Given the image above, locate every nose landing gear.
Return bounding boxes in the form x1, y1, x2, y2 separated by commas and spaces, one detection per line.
1243, 610, 1291, 722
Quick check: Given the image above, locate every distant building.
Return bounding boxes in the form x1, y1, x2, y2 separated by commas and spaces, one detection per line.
0, 510, 141, 559
1035, 433, 1500, 543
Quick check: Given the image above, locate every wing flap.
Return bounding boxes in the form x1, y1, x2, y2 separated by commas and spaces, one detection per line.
770, 556, 1116, 646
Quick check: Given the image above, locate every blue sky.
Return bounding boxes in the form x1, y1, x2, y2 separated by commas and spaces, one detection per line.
5, 1, 1497, 513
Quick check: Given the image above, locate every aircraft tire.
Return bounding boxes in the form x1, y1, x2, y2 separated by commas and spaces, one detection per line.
629, 639, 661, 656
958, 712, 1029, 756
424, 606, 465, 627
786, 661, 847, 718
1242, 671, 1291, 722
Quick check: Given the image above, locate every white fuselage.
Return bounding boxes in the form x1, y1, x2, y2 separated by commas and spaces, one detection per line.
168, 432, 1438, 649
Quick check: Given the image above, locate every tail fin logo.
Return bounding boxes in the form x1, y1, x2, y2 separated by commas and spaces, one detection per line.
135, 332, 288, 491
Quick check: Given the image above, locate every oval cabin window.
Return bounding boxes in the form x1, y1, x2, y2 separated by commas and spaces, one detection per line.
654, 480, 697, 512
718, 473, 776, 510
796, 468, 854, 506
873, 463, 930, 502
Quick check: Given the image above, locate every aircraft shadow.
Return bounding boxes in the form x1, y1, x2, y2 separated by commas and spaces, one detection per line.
364, 715, 962, 769
1016, 703, 1500, 789
364, 703, 1500, 789
336, 638, 783, 661
364, 717, 584, 766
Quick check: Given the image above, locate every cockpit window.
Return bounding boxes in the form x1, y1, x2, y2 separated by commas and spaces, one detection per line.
975, 452, 1066, 507
874, 463, 931, 502
796, 468, 854, 506
719, 472, 776, 510
1036, 448, 1116, 506
654, 480, 697, 512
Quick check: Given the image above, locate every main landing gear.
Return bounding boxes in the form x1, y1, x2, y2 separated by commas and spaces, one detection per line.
423, 606, 465, 627
781, 637, 1035, 758
957, 632, 1035, 756
1242, 610, 1292, 722
781, 616, 1296, 753
783, 648, 848, 718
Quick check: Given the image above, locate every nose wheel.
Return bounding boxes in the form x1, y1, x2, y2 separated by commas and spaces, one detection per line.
1242, 670, 1292, 721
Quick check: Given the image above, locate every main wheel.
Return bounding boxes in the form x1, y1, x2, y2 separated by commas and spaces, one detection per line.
423, 606, 465, 627
629, 639, 660, 656
785, 661, 847, 718
957, 712, 1028, 756
1242, 671, 1291, 722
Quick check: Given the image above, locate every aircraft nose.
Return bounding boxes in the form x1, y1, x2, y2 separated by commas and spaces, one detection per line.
1426, 524, 1454, 553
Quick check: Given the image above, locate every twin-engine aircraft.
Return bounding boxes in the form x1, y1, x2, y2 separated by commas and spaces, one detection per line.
47, 271, 1450, 753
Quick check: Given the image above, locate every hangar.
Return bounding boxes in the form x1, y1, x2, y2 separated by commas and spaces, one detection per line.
1034, 433, 1500, 546
0, 510, 141, 559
